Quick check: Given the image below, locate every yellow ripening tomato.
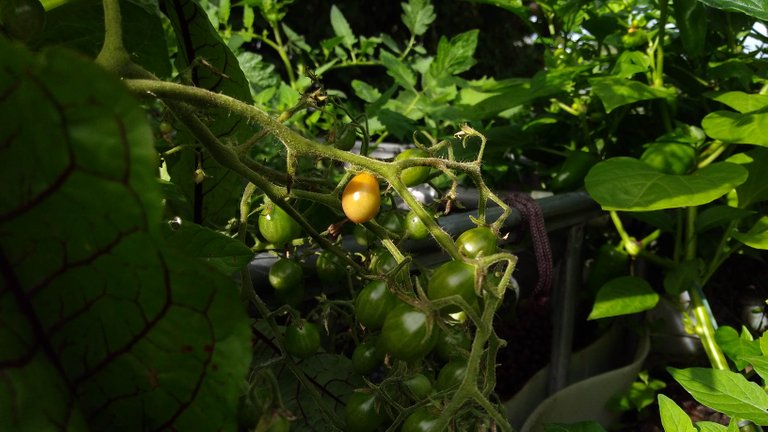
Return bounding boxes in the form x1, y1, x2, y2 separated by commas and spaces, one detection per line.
342, 172, 381, 223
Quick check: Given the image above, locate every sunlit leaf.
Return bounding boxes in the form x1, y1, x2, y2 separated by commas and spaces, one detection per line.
588, 276, 659, 320
658, 394, 697, 432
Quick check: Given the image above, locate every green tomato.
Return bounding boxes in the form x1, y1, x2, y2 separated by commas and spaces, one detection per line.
436, 359, 468, 391
378, 304, 438, 362
0, 0, 45, 41
331, 123, 357, 151
345, 392, 388, 432
434, 329, 471, 361
400, 407, 441, 432
405, 209, 431, 240
351, 341, 383, 375
284, 320, 321, 359
622, 28, 648, 50
269, 258, 303, 291
355, 280, 401, 329
640, 142, 696, 175
396, 148, 431, 187
427, 261, 476, 313
316, 251, 346, 283
369, 248, 397, 274
353, 224, 376, 247
455, 227, 497, 258
379, 211, 406, 235
259, 202, 302, 245
551, 150, 598, 192
403, 373, 433, 400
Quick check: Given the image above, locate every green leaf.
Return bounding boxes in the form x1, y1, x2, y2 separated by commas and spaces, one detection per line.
34, 0, 171, 78
612, 50, 651, 78
695, 421, 729, 432
163, 222, 253, 275
663, 260, 702, 295
695, 0, 768, 20
0, 42, 250, 431
463, 0, 527, 16
236, 51, 280, 96
710, 91, 768, 113
673, 0, 707, 58
590, 77, 675, 113
588, 276, 659, 320
330, 4, 356, 48
668, 367, 768, 425
380, 51, 417, 91
401, 0, 435, 36
702, 108, 768, 147
585, 158, 748, 211
428, 30, 479, 78
658, 394, 697, 432
741, 355, 768, 383
728, 148, 768, 208
715, 326, 762, 370
696, 205, 753, 232
544, 421, 607, 432
734, 216, 768, 249
160, 0, 254, 227
352, 79, 382, 103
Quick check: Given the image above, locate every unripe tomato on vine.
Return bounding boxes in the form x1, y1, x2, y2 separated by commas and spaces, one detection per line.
395, 148, 431, 187
341, 172, 380, 223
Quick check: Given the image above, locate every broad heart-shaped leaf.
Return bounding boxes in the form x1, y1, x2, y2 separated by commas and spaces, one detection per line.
696, 0, 768, 20
590, 77, 675, 113
709, 91, 768, 113
585, 158, 748, 211
658, 394, 697, 432
728, 148, 768, 208
715, 326, 762, 371
588, 276, 659, 320
34, 0, 172, 78
0, 42, 249, 431
163, 222, 253, 275
702, 108, 768, 147
160, 0, 255, 227
668, 367, 768, 425
734, 216, 768, 249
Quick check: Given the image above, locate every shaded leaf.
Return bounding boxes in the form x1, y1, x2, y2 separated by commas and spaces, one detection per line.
663, 260, 702, 296
702, 108, 768, 147
163, 222, 253, 275
585, 158, 748, 211
0, 42, 249, 431
588, 276, 659, 320
673, 0, 707, 58
741, 355, 768, 383
590, 77, 675, 113
545, 421, 607, 432
658, 394, 697, 432
668, 367, 768, 425
696, 205, 753, 232
710, 91, 768, 113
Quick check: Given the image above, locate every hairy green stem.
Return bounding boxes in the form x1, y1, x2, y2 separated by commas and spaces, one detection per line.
95, 0, 130, 72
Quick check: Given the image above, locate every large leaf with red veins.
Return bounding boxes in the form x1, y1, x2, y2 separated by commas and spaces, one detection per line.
0, 41, 250, 431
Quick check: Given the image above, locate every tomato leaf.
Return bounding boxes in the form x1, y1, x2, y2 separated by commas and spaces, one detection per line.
588, 276, 659, 320
585, 158, 748, 211
380, 51, 417, 91
401, 0, 436, 37
590, 77, 675, 113
658, 394, 697, 432
428, 30, 479, 78
668, 367, 768, 425
330, 5, 356, 48
0, 42, 250, 431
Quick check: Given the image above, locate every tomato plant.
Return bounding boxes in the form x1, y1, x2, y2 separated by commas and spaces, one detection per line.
342, 172, 381, 223
405, 208, 432, 240
434, 328, 472, 361
284, 320, 321, 359
269, 258, 304, 306
378, 210, 406, 235
436, 359, 468, 391
316, 250, 346, 283
351, 340, 383, 375
400, 407, 440, 432
0, 0, 45, 41
403, 373, 433, 400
